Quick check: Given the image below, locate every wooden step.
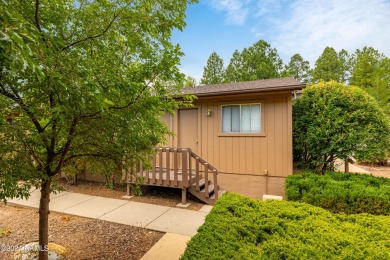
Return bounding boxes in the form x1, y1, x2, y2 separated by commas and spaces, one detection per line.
191, 179, 207, 190
209, 190, 226, 200
200, 184, 215, 197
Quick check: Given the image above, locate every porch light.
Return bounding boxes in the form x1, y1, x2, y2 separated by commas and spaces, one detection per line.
207, 109, 212, 117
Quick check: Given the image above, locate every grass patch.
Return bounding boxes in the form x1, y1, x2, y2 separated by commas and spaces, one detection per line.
286, 171, 390, 215
182, 193, 390, 259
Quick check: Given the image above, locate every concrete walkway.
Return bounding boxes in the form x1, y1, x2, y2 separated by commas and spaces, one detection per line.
334, 159, 370, 174
8, 189, 213, 259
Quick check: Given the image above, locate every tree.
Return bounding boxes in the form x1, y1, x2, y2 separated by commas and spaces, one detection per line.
312, 47, 351, 83
183, 75, 197, 87
293, 81, 390, 172
365, 57, 390, 116
350, 47, 385, 87
285, 53, 312, 83
0, 1, 195, 259
226, 40, 283, 82
224, 50, 243, 82
200, 51, 225, 85
350, 47, 390, 116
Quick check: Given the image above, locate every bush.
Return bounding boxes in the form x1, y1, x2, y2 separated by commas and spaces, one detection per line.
293, 81, 390, 172
286, 172, 390, 215
182, 193, 390, 259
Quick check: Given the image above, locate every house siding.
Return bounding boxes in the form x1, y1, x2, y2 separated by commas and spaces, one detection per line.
164, 91, 293, 198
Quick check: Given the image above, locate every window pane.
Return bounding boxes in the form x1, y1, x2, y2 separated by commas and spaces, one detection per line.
250, 104, 261, 132
241, 105, 251, 132
222, 106, 232, 132
231, 106, 240, 132
222, 104, 261, 133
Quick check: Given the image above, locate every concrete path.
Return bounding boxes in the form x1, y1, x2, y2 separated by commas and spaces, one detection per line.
7, 190, 214, 259
334, 159, 370, 174
7, 189, 209, 237
141, 233, 191, 260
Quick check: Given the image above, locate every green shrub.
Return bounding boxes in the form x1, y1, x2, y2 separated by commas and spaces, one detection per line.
181, 193, 390, 260
286, 172, 390, 215
293, 81, 390, 171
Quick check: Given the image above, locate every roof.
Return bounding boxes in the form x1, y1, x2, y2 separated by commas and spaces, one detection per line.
181, 77, 305, 97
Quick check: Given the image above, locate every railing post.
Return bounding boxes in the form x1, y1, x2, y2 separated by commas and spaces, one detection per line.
166, 148, 171, 186
195, 156, 200, 191
140, 156, 145, 184
188, 148, 192, 184
152, 148, 157, 184
182, 149, 188, 187
174, 148, 178, 186
204, 163, 209, 198
213, 169, 218, 199
158, 148, 163, 185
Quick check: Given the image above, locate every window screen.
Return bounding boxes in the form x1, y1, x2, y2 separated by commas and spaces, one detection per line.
222, 104, 261, 133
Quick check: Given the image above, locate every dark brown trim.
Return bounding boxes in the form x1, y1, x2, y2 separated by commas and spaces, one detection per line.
185, 84, 305, 97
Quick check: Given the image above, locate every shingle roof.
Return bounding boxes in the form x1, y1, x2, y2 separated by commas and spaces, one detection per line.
181, 77, 305, 97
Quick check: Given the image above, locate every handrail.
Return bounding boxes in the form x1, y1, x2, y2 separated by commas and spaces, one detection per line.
189, 150, 219, 199
124, 147, 219, 200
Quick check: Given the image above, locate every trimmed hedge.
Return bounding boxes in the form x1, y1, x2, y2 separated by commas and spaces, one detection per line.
286, 172, 390, 215
181, 193, 390, 259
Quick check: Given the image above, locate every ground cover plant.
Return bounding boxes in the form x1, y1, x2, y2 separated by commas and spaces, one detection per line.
181, 193, 390, 260
286, 172, 390, 215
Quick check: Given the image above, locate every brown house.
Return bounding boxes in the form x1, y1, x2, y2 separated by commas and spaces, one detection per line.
81, 77, 305, 204
159, 77, 305, 200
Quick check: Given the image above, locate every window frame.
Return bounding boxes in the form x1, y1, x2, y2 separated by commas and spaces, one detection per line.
218, 101, 265, 137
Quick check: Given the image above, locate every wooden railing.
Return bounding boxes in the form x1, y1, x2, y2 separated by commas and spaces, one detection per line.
124, 147, 220, 202
189, 150, 219, 200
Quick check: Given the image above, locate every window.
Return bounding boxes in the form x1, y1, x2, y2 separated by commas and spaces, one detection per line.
222, 104, 261, 133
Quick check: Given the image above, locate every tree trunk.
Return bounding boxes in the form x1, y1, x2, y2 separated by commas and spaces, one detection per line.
39, 179, 51, 260
344, 158, 349, 173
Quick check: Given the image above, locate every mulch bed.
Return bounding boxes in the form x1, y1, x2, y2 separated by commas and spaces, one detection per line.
0, 203, 163, 259
57, 178, 205, 211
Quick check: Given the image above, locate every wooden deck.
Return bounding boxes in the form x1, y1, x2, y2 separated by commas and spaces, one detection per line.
123, 147, 224, 205
127, 168, 198, 186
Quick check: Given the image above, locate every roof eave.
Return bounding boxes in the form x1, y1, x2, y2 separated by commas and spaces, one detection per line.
183, 84, 306, 97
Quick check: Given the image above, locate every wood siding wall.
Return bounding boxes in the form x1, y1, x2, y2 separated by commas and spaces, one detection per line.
163, 92, 292, 178
162, 92, 293, 197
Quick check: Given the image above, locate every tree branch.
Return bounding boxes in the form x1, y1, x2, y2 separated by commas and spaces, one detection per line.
24, 142, 43, 171
109, 74, 159, 110
62, 11, 121, 51
0, 84, 45, 134
54, 116, 79, 174
63, 153, 116, 164
35, 0, 42, 33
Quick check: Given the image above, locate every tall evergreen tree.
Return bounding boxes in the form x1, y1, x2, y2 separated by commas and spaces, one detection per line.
224, 50, 243, 83
240, 40, 283, 81
224, 40, 283, 82
351, 47, 390, 116
286, 53, 312, 83
312, 47, 351, 83
200, 51, 225, 85
366, 57, 390, 116
183, 75, 197, 87
350, 47, 386, 87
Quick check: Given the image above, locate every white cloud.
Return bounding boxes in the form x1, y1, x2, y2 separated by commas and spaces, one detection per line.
208, 0, 253, 25
255, 0, 284, 17
267, 0, 390, 65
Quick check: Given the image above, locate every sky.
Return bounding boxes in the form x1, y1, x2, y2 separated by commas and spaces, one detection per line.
172, 0, 390, 83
